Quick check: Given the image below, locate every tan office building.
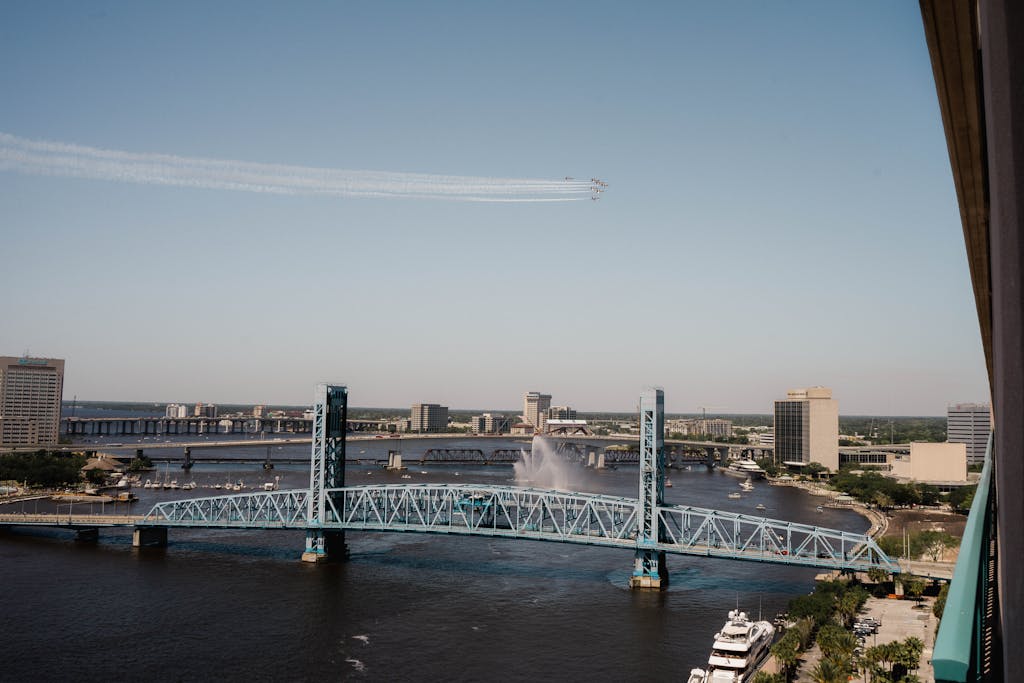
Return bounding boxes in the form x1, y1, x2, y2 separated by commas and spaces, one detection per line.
523, 392, 551, 433
890, 442, 968, 483
0, 356, 65, 447
773, 386, 839, 471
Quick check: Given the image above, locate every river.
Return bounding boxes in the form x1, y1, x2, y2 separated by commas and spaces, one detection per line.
0, 436, 865, 682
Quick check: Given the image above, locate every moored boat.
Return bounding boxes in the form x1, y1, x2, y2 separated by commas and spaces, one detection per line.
703, 609, 776, 682
723, 459, 767, 479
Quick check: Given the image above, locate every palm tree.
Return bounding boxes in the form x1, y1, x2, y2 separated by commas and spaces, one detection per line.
837, 592, 862, 628
771, 632, 801, 680
810, 657, 847, 683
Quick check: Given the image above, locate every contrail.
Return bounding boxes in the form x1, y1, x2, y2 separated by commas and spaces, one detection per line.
0, 132, 605, 202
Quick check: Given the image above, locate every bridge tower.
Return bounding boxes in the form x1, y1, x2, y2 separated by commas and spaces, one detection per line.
631, 388, 668, 589
302, 383, 348, 563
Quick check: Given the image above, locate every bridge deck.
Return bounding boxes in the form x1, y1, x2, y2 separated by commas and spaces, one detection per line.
137, 485, 900, 574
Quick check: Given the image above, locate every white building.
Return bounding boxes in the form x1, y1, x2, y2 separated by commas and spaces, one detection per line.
165, 403, 189, 418
774, 386, 839, 471
471, 413, 509, 434
0, 355, 65, 447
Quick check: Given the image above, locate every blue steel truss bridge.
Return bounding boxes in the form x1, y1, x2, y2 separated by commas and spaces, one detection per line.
1, 384, 904, 586
137, 484, 896, 574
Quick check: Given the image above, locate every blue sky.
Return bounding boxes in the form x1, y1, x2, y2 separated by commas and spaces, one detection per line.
0, 1, 989, 414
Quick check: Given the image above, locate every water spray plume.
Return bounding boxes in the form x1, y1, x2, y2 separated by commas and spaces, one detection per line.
0, 132, 607, 203
513, 436, 580, 491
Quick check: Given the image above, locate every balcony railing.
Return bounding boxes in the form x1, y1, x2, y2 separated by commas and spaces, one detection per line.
933, 434, 999, 682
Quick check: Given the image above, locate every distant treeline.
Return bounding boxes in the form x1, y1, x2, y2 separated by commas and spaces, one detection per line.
0, 452, 86, 487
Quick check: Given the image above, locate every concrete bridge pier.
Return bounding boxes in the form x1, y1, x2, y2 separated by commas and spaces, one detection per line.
302, 529, 347, 563
182, 447, 193, 471
630, 547, 669, 590
75, 528, 99, 542
704, 447, 717, 469
132, 527, 167, 547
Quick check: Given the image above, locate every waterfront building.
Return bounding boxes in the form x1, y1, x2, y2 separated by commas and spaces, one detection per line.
773, 387, 839, 471
838, 442, 967, 485
410, 403, 448, 433
193, 402, 218, 418
666, 418, 733, 439
547, 405, 576, 421
0, 355, 64, 447
252, 404, 266, 418
165, 403, 189, 418
892, 442, 968, 483
947, 402, 992, 465
510, 422, 534, 436
470, 413, 509, 434
523, 392, 551, 433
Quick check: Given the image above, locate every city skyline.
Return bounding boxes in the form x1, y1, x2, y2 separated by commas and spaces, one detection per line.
0, 2, 989, 414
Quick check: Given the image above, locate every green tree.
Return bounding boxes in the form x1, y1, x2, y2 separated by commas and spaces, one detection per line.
751, 673, 786, 683
933, 583, 950, 620
839, 586, 868, 626
868, 567, 890, 585
805, 461, 828, 478
128, 454, 153, 471
817, 622, 857, 661
770, 630, 802, 678
810, 656, 849, 683
900, 575, 926, 601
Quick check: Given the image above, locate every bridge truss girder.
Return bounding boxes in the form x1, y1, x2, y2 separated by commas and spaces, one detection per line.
139, 484, 898, 574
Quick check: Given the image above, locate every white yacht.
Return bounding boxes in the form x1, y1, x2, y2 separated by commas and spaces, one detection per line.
702, 609, 775, 682
723, 459, 766, 479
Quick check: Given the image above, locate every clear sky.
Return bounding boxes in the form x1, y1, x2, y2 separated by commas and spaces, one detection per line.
0, 1, 990, 415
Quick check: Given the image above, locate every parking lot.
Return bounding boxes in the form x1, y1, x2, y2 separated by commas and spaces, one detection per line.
794, 595, 939, 682
857, 596, 938, 681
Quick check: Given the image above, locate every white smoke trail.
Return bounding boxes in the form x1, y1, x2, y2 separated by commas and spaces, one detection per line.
0, 132, 600, 202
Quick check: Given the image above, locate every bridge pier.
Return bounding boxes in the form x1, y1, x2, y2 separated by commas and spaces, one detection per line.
301, 529, 347, 563
132, 527, 167, 548
630, 548, 669, 589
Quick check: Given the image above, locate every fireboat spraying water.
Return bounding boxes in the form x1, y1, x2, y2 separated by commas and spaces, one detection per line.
512, 436, 578, 490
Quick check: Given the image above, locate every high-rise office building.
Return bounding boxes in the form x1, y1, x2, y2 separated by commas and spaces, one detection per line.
0, 355, 65, 447
523, 392, 552, 433
947, 402, 992, 465
547, 405, 576, 421
773, 386, 839, 470
410, 403, 448, 433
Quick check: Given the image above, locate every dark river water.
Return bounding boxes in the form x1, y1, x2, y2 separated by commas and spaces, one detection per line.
0, 437, 865, 682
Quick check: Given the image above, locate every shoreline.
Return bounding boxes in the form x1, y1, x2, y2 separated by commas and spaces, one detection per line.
768, 477, 888, 538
